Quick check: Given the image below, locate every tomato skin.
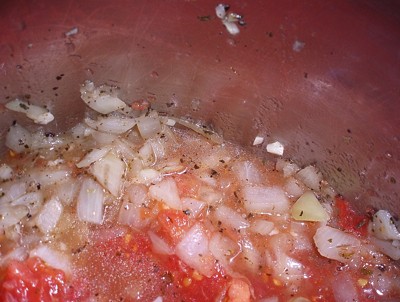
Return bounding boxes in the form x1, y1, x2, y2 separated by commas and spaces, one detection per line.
335, 195, 369, 236
0, 257, 77, 302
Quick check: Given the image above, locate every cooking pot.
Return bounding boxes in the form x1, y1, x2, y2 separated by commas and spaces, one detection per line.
0, 0, 399, 217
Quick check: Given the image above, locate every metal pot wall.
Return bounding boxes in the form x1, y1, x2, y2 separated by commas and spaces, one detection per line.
0, 0, 399, 215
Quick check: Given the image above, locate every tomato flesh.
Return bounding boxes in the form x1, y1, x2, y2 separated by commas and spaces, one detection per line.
335, 195, 370, 236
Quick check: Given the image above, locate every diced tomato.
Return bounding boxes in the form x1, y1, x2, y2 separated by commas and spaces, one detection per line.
157, 209, 192, 245
0, 257, 78, 302
335, 195, 370, 236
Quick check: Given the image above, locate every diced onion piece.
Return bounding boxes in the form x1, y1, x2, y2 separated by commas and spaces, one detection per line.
164, 118, 176, 126
215, 4, 227, 19
242, 186, 289, 214
30, 245, 71, 274
291, 191, 329, 222
209, 232, 240, 269
239, 238, 262, 272
331, 274, 359, 302
0, 182, 27, 203
214, 205, 250, 230
118, 201, 149, 229
176, 224, 216, 277
0, 164, 13, 181
0, 205, 29, 229
370, 210, 400, 240
152, 296, 163, 302
296, 165, 322, 191
232, 161, 262, 185
149, 177, 182, 210
11, 191, 44, 216
85, 116, 136, 134
76, 146, 111, 168
55, 179, 79, 205
80, 81, 127, 114
137, 168, 162, 185
137, 112, 162, 139
266, 141, 284, 156
222, 19, 240, 35
284, 177, 305, 198
0, 247, 28, 266
77, 177, 104, 224
89, 152, 125, 197
313, 226, 360, 263
370, 237, 400, 260
148, 231, 174, 255
251, 219, 275, 236
6, 99, 54, 124
273, 253, 304, 282
36, 198, 63, 233
6, 123, 32, 153
173, 118, 223, 144
181, 197, 206, 218
253, 136, 264, 146
28, 169, 71, 187
276, 159, 300, 178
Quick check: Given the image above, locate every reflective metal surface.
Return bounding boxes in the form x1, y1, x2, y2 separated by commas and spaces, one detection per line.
0, 0, 399, 214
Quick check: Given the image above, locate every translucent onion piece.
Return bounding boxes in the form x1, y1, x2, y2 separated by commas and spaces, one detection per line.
0, 247, 28, 267
251, 219, 275, 236
76, 146, 111, 168
215, 3, 227, 19
148, 231, 174, 255
284, 177, 305, 198
89, 152, 125, 197
0, 164, 13, 180
149, 177, 182, 210
118, 201, 148, 229
30, 245, 71, 274
266, 141, 284, 156
175, 224, 216, 277
222, 19, 240, 35
6, 123, 33, 153
181, 197, 206, 218
209, 232, 240, 269
232, 161, 262, 185
80, 81, 127, 114
370, 237, 400, 260
242, 186, 289, 214
273, 253, 305, 282
214, 205, 250, 230
0, 205, 29, 229
296, 165, 322, 191
173, 118, 223, 144
291, 191, 329, 222
276, 159, 300, 178
5, 99, 54, 124
331, 274, 359, 302
0, 182, 27, 203
137, 168, 162, 185
313, 226, 360, 263
85, 116, 136, 134
370, 210, 400, 240
77, 177, 104, 224
137, 112, 162, 139
55, 179, 80, 205
36, 198, 63, 233
11, 191, 44, 216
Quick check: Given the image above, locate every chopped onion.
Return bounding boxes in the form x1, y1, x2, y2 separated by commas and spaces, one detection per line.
173, 118, 223, 144
214, 205, 250, 230
0, 247, 28, 266
137, 168, 162, 185
152, 296, 163, 302
77, 177, 104, 224
313, 226, 360, 263
0, 205, 29, 229
284, 177, 305, 198
85, 116, 136, 134
175, 223, 216, 277
296, 165, 322, 191
0, 181, 27, 203
242, 186, 289, 214
90, 129, 118, 145
273, 253, 305, 282
370, 237, 400, 260
181, 197, 206, 218
118, 201, 149, 229
209, 232, 240, 269
222, 19, 240, 35
251, 219, 275, 236
331, 274, 359, 302
370, 210, 400, 240
11, 191, 44, 216
36, 198, 63, 233
0, 164, 13, 180
291, 191, 329, 222
232, 161, 262, 185
137, 112, 162, 139
139, 141, 156, 166
76, 146, 111, 168
54, 179, 79, 205
6, 123, 33, 153
28, 169, 71, 187
215, 4, 228, 19
149, 177, 182, 210
239, 238, 263, 273
5, 99, 54, 124
80, 81, 127, 114
253, 136, 264, 146
89, 152, 125, 197
266, 141, 284, 156
276, 159, 300, 178
30, 245, 71, 274
148, 231, 174, 255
